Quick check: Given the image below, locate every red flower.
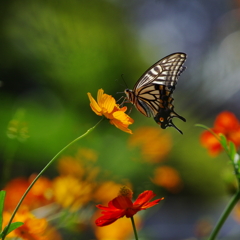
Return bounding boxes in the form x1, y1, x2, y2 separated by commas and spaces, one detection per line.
200, 111, 240, 156
95, 190, 163, 227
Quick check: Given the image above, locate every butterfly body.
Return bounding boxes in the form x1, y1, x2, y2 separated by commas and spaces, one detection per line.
124, 52, 187, 134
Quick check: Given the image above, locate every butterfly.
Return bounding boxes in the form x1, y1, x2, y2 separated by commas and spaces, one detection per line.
124, 52, 187, 134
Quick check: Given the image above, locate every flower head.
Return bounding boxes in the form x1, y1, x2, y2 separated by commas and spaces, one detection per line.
87, 89, 134, 134
95, 188, 163, 227
3, 208, 47, 240
52, 175, 93, 212
3, 177, 53, 211
151, 166, 183, 193
128, 126, 172, 163
200, 111, 240, 156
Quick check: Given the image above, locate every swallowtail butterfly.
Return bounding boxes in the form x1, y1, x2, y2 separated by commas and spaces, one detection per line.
124, 52, 187, 134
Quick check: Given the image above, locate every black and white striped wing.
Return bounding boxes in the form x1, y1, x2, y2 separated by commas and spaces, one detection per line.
133, 52, 187, 91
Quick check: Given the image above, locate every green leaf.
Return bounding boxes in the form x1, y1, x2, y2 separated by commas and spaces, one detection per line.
219, 134, 228, 151
1, 222, 23, 237
229, 141, 237, 161
0, 191, 6, 232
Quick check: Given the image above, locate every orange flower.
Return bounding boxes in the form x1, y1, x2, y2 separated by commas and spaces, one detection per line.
57, 156, 85, 178
52, 175, 93, 211
87, 89, 134, 134
3, 177, 53, 211
128, 126, 172, 163
95, 187, 163, 226
3, 208, 47, 240
151, 166, 183, 193
200, 111, 240, 156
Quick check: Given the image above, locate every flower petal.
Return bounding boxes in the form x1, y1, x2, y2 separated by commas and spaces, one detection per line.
97, 89, 104, 105
112, 196, 133, 209
133, 190, 163, 209
87, 92, 102, 116
102, 95, 116, 113
110, 119, 133, 134
133, 190, 156, 206
95, 210, 125, 226
96, 204, 115, 211
140, 198, 164, 209
113, 111, 134, 125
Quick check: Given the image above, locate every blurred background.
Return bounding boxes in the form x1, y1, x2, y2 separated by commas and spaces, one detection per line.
1, 0, 240, 239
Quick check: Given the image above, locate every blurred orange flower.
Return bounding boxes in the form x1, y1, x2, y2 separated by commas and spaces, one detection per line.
57, 148, 100, 182
77, 148, 98, 162
129, 126, 172, 163
233, 202, 240, 224
52, 175, 93, 212
87, 89, 134, 134
57, 156, 85, 178
95, 187, 163, 226
3, 177, 53, 211
200, 111, 240, 156
3, 208, 47, 240
151, 166, 183, 193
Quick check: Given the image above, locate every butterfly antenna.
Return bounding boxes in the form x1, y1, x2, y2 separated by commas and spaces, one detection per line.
115, 78, 125, 88
121, 74, 129, 88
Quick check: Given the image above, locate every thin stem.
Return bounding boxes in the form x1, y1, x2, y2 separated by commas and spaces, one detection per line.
130, 216, 139, 240
1, 118, 104, 240
208, 190, 240, 240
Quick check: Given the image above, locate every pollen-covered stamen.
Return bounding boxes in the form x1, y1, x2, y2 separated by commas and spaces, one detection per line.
119, 186, 133, 199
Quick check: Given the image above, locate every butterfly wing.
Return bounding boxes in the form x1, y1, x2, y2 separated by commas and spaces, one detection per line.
133, 52, 187, 91
132, 52, 186, 117
125, 52, 187, 133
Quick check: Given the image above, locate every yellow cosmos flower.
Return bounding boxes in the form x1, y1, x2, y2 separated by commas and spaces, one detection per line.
87, 89, 134, 134
52, 175, 93, 212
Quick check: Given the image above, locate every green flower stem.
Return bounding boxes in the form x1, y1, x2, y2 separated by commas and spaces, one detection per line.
2, 118, 104, 240
131, 216, 139, 240
208, 190, 240, 240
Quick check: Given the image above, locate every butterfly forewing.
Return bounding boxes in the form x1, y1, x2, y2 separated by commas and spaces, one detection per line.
134, 53, 186, 90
